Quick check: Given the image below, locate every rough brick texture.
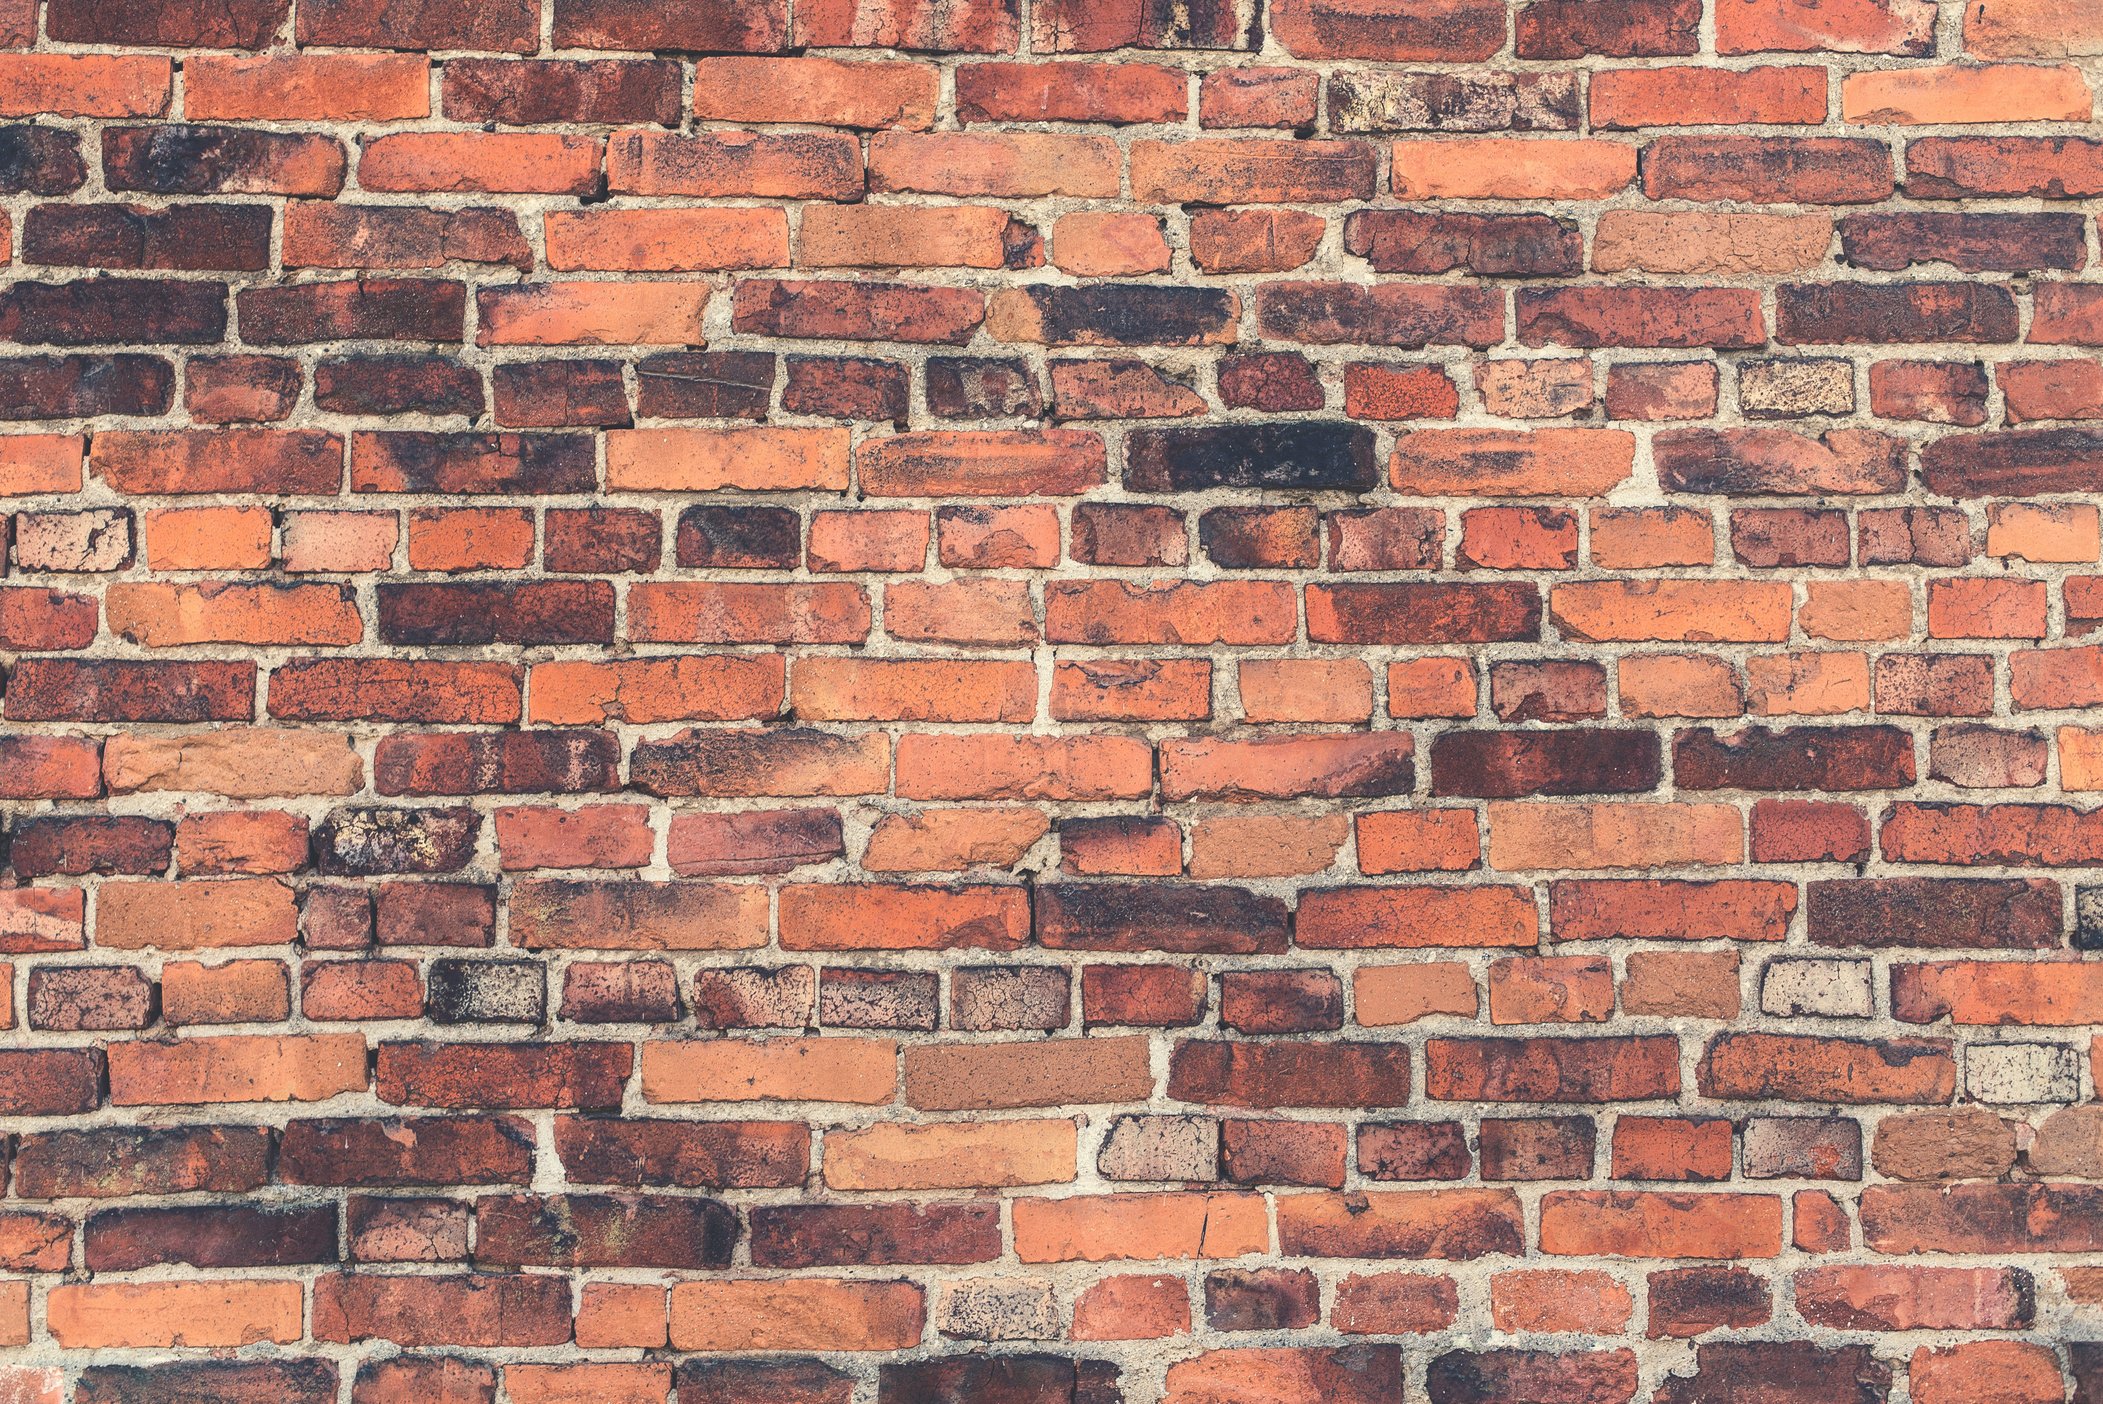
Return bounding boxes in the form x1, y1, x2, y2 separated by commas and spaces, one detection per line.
0, 0, 2101, 1399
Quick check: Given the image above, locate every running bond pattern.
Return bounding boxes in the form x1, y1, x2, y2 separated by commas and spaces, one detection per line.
0, 0, 2102, 1400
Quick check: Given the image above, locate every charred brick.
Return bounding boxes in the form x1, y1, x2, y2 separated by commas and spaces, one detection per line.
0, 127, 86, 196
783, 356, 911, 422
1038, 883, 1290, 954
1126, 422, 1378, 492
1347, 210, 1583, 276
676, 505, 802, 570
76, 1362, 338, 1404
474, 1192, 735, 1268
0, 278, 225, 346
50, 0, 288, 45
315, 355, 484, 417
239, 279, 465, 344
6, 658, 254, 722
635, 350, 776, 419
314, 807, 482, 876
103, 125, 344, 197
23, 204, 273, 272
1673, 726, 1917, 791
1431, 729, 1661, 797
0, 354, 173, 419
1807, 877, 2062, 949
494, 360, 632, 428
426, 959, 547, 1025
377, 581, 614, 646
84, 1203, 337, 1270
927, 356, 1044, 418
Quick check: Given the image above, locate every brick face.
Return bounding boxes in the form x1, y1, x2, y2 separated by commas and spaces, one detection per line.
0, 0, 2099, 1395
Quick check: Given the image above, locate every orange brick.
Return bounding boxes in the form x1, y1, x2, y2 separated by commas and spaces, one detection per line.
1388, 658, 1480, 718
1490, 1269, 1635, 1333
798, 204, 1012, 268
1988, 502, 2100, 562
47, 1281, 302, 1348
175, 808, 310, 878
779, 882, 1028, 951
964, 60, 1187, 123
1539, 1191, 1783, 1259
546, 207, 789, 272
1928, 577, 2048, 639
1619, 655, 1742, 719
505, 1364, 671, 1404
1623, 950, 1742, 1019
1488, 802, 1742, 871
0, 54, 169, 117
607, 427, 849, 492
187, 54, 428, 120
1592, 65, 1826, 128
606, 130, 863, 199
0, 1369, 60, 1404
1014, 1192, 1267, 1262
2060, 727, 2103, 790
1391, 138, 1637, 198
96, 877, 299, 949
1188, 813, 1349, 879
407, 506, 534, 572
1592, 212, 1832, 275
1393, 428, 1634, 496
772, 510, 909, 573
106, 581, 361, 646
281, 510, 397, 572
528, 656, 784, 725
479, 281, 711, 346
1744, 651, 1872, 716
1063, 816, 1184, 877
161, 958, 291, 1025
1240, 658, 1374, 723
1910, 1342, 2065, 1404
360, 132, 601, 194
142, 505, 273, 569
0, 435, 84, 496
1356, 810, 1480, 874
825, 1119, 1078, 1190
640, 1037, 897, 1104
106, 1033, 366, 1105
496, 804, 656, 869
897, 733, 1152, 801
1488, 955, 1616, 1023
936, 502, 1060, 568
668, 1280, 923, 1351
1072, 1274, 1192, 1340
861, 806, 1049, 873
576, 1283, 668, 1350
1800, 579, 1912, 641
1843, 63, 2091, 124
691, 57, 939, 127
1553, 581, 1793, 642
1353, 962, 1480, 1025
1132, 137, 1375, 203
1053, 211, 1172, 275
105, 729, 365, 799
873, 131, 1120, 197
1590, 506, 1714, 568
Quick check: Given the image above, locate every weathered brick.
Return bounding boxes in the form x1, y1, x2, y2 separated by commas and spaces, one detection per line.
1, 4, 2092, 1386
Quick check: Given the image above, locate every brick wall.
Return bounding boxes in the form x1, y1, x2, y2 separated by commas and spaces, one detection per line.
1, 0, 2102, 1399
